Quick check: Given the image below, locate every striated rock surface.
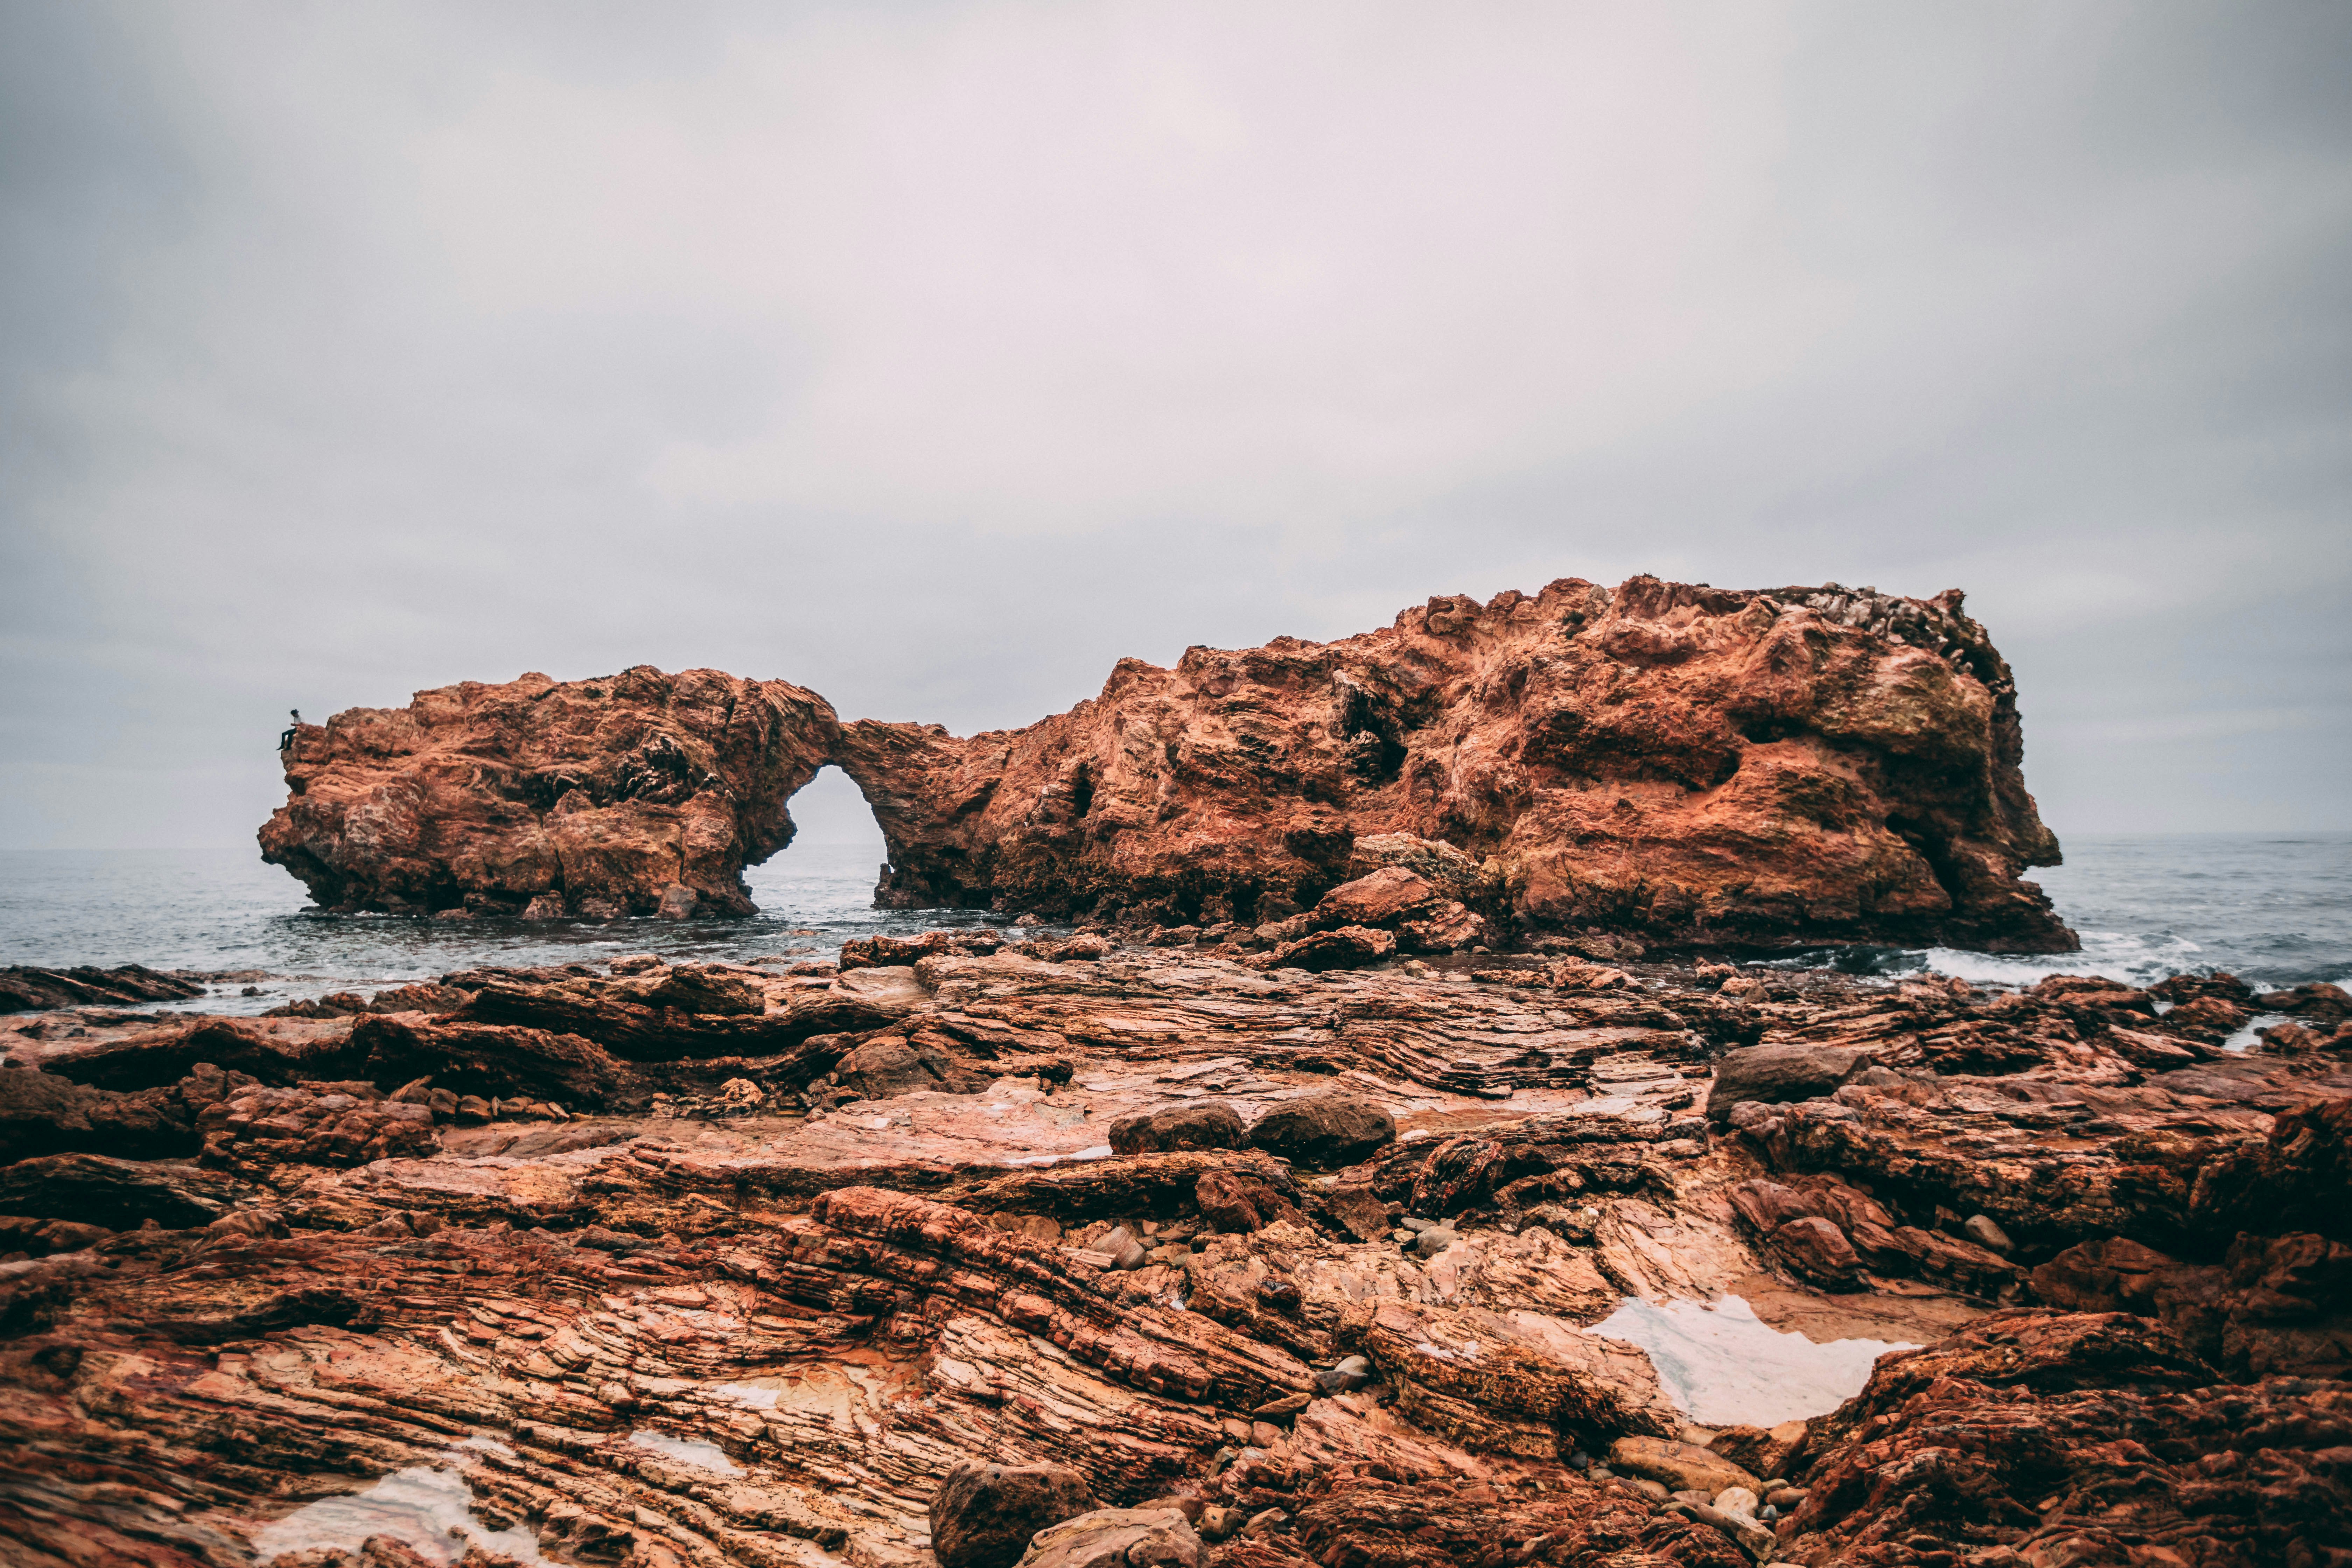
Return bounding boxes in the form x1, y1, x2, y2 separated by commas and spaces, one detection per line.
4, 940, 2344, 1566
259, 576, 2072, 951
260, 666, 839, 918
836, 576, 2073, 951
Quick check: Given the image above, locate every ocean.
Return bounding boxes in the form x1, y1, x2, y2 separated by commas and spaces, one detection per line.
0, 833, 2345, 1015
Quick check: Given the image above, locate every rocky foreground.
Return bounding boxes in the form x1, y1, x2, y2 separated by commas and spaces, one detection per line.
0, 911, 2346, 1567
261, 576, 2074, 953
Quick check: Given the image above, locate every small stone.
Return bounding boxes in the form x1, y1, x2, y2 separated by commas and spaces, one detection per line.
1963, 1213, 2015, 1254
1408, 1225, 1457, 1258
1311, 1367, 1358, 1396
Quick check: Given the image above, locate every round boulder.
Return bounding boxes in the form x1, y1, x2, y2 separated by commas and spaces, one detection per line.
930, 1461, 1099, 1568
1245, 1094, 1395, 1167
1016, 1507, 1205, 1568
1108, 1100, 1246, 1156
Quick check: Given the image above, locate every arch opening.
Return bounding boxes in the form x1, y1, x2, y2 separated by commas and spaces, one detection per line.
743, 765, 892, 918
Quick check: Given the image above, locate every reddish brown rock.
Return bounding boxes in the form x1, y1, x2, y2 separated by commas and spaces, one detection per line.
15, 942, 2348, 1566
0, 964, 205, 1014
258, 578, 2072, 953
1195, 1168, 1306, 1233
260, 666, 839, 917
832, 576, 2074, 951
1245, 1094, 1396, 1168
1781, 1310, 2352, 1564
1254, 925, 1398, 973
1109, 1101, 1246, 1156
930, 1460, 1100, 1568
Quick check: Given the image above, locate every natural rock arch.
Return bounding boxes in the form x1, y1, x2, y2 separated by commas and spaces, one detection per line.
261, 576, 2077, 952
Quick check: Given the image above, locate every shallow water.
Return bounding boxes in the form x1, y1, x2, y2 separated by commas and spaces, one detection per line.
0, 839, 990, 1013
0, 832, 2344, 1011
247, 1461, 545, 1565
1589, 1294, 1913, 1428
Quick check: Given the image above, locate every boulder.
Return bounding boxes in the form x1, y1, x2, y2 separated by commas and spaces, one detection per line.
1309, 1182, 1393, 1242
1706, 1421, 1806, 1484
1245, 1094, 1395, 1167
1195, 1169, 1306, 1234
1258, 925, 1396, 973
1395, 901, 1488, 953
1014, 1507, 1204, 1568
840, 930, 1004, 970
1107, 1101, 1245, 1156
1605, 1436, 1759, 1498
354, 1015, 642, 1107
639, 966, 766, 1016
2256, 981, 2352, 1022
929, 1460, 1098, 1568
1309, 868, 1441, 929
1768, 1215, 1863, 1289
1705, 1044, 1878, 1124
832, 1038, 987, 1099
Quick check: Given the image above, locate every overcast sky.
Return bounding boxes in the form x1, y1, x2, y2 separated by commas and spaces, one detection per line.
3, 1, 2346, 852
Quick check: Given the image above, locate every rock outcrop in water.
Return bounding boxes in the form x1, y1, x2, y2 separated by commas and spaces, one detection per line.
260, 667, 839, 918
843, 577, 2073, 952
259, 578, 2074, 952
1, 943, 2345, 1566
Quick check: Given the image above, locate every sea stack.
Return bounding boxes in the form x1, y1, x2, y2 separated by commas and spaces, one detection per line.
259, 576, 2076, 952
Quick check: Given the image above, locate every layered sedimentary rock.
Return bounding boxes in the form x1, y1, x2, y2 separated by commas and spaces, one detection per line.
258, 576, 2073, 950
841, 576, 2072, 951
260, 667, 840, 918
1, 942, 2345, 1566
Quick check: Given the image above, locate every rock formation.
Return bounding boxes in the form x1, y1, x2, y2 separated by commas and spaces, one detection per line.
1, 941, 2345, 1566
260, 666, 839, 918
257, 576, 2074, 951
838, 576, 2074, 952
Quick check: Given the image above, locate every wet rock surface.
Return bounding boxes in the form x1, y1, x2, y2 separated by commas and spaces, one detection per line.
0, 944, 2344, 1566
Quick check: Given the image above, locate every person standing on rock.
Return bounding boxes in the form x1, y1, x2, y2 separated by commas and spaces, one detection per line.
279, 709, 301, 751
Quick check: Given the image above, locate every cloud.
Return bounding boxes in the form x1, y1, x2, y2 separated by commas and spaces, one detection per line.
2, 0, 2347, 850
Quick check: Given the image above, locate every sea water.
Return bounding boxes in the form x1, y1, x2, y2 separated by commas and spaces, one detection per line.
0, 833, 2344, 1014
1786, 831, 2352, 991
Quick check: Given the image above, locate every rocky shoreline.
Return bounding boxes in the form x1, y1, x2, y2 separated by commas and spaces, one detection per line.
0, 899, 2345, 1567
259, 578, 2076, 953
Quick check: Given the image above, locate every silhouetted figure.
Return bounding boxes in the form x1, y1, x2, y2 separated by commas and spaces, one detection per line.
279, 709, 301, 751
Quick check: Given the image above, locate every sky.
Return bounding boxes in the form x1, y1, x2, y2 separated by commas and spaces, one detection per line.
2, 0, 2347, 852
